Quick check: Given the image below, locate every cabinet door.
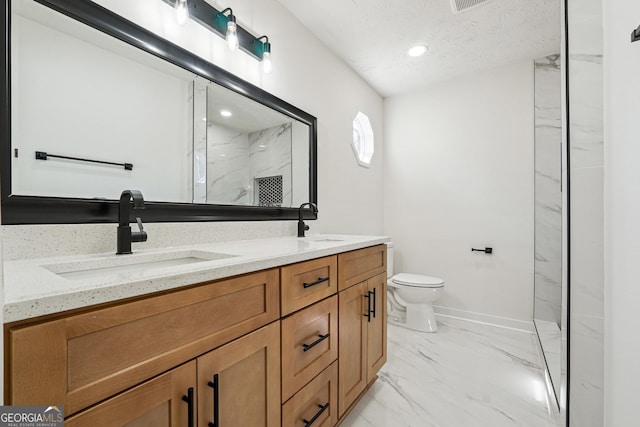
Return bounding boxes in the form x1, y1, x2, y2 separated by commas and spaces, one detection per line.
281, 255, 337, 316
281, 295, 338, 401
337, 245, 386, 291
367, 272, 387, 382
66, 361, 196, 427
197, 322, 281, 427
282, 362, 338, 427
338, 281, 368, 417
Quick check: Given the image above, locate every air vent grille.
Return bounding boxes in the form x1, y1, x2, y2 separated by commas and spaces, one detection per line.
450, 0, 492, 14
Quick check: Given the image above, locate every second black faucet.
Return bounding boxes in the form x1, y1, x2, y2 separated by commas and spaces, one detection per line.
117, 190, 147, 254
297, 202, 318, 237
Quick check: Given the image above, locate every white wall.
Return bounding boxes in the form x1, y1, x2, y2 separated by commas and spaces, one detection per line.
384, 61, 534, 322
603, 0, 640, 424
12, 13, 191, 202
91, 0, 385, 235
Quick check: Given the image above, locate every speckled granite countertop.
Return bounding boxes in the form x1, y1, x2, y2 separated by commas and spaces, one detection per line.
3, 234, 389, 323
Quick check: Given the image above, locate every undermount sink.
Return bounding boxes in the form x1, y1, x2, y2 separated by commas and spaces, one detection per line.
310, 237, 345, 242
45, 250, 237, 280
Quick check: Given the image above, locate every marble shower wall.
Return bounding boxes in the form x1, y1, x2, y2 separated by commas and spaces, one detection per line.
193, 81, 208, 203
534, 55, 562, 326
249, 123, 293, 207
205, 123, 292, 206
534, 54, 563, 325
206, 125, 251, 205
567, 0, 604, 425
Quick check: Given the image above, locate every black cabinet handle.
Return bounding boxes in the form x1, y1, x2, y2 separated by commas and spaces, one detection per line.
364, 293, 371, 322
303, 402, 330, 427
182, 387, 195, 427
207, 374, 219, 427
303, 277, 330, 289
302, 333, 330, 352
370, 287, 377, 318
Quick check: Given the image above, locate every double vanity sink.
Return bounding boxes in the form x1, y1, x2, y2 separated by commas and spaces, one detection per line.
4, 234, 389, 426
3, 234, 383, 323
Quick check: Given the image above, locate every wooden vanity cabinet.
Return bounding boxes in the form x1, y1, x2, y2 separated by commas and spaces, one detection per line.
65, 361, 197, 427
5, 243, 387, 426
337, 247, 387, 418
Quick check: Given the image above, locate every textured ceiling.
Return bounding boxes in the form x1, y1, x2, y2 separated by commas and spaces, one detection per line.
277, 0, 561, 97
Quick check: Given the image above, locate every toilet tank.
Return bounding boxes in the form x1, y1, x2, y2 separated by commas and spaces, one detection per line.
385, 242, 394, 278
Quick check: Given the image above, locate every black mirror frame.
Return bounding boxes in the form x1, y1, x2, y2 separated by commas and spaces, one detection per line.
0, 0, 317, 224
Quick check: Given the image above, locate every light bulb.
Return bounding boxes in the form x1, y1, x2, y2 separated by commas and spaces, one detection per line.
226, 21, 239, 51
262, 51, 272, 74
175, 0, 189, 26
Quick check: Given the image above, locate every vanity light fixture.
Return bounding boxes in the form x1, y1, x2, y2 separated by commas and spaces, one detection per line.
219, 8, 239, 51
162, 0, 273, 70
408, 44, 429, 57
220, 110, 232, 117
174, 0, 189, 26
256, 36, 272, 74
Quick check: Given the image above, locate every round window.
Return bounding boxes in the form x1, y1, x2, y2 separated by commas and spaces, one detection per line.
352, 112, 374, 167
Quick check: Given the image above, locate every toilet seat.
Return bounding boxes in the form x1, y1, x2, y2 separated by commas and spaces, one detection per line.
391, 273, 444, 288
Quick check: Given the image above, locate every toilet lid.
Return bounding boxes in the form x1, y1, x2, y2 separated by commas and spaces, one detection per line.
391, 273, 444, 288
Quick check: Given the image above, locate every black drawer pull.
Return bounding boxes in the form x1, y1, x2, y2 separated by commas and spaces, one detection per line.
303, 402, 330, 427
207, 374, 219, 427
364, 293, 371, 322
370, 287, 377, 318
303, 276, 330, 289
302, 333, 330, 352
182, 387, 195, 427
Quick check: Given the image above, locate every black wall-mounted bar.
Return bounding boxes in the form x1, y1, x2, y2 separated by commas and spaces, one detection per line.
471, 247, 493, 254
35, 151, 133, 170
160, 0, 269, 60
632, 24, 640, 43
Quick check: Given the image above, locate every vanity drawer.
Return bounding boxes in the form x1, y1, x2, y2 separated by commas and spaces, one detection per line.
7, 269, 279, 416
282, 361, 338, 427
281, 295, 338, 402
338, 244, 387, 290
281, 255, 337, 316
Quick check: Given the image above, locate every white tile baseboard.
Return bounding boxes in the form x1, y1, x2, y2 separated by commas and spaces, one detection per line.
433, 305, 534, 333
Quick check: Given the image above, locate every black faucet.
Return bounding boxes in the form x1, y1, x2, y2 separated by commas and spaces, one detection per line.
117, 190, 147, 255
297, 202, 318, 237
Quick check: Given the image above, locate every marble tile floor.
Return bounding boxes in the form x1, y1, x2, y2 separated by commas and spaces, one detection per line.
339, 317, 561, 427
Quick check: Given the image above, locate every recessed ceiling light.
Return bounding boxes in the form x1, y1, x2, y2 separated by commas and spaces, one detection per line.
220, 110, 232, 117
408, 45, 429, 57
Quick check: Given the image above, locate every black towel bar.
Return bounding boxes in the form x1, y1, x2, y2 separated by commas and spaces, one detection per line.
471, 247, 493, 254
35, 151, 133, 170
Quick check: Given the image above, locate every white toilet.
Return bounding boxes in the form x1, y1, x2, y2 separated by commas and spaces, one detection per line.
386, 242, 445, 332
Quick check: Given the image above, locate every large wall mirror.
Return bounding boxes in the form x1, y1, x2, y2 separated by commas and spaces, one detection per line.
0, 0, 317, 224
